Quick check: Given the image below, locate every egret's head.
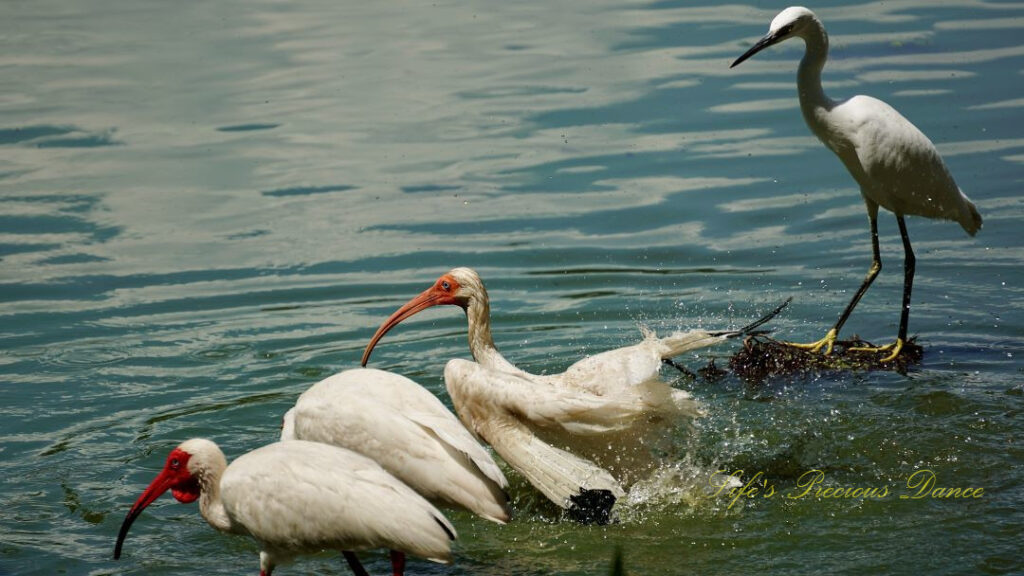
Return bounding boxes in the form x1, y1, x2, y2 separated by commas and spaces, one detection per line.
731, 6, 821, 68
361, 267, 487, 366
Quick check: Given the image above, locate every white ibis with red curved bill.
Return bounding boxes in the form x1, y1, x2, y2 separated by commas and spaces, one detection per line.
114, 438, 456, 576
360, 267, 788, 523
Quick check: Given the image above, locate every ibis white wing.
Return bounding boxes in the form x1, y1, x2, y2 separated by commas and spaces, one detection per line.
290, 368, 509, 522
446, 359, 659, 435
221, 441, 454, 564
472, 408, 625, 509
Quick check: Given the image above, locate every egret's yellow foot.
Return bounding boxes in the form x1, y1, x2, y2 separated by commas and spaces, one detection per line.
784, 328, 838, 355
849, 338, 904, 362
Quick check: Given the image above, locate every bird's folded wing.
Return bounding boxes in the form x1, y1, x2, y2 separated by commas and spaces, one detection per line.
476, 412, 624, 509
225, 442, 455, 563
405, 410, 509, 489
299, 368, 507, 488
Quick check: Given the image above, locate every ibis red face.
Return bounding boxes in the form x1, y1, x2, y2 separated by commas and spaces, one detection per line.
114, 447, 201, 560
361, 273, 463, 366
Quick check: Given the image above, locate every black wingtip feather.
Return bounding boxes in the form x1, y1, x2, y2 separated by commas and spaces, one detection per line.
712, 297, 792, 338
567, 488, 616, 525
435, 516, 456, 541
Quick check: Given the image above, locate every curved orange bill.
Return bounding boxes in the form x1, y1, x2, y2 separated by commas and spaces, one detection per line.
361, 287, 452, 366
113, 468, 176, 560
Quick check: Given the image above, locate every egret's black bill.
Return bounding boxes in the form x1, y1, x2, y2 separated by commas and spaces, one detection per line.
731, 34, 776, 68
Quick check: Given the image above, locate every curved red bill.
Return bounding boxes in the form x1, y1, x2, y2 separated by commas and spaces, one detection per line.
114, 449, 198, 560
113, 468, 176, 559
361, 287, 453, 366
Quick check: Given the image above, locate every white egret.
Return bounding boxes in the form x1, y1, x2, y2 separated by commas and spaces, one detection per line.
731, 6, 982, 361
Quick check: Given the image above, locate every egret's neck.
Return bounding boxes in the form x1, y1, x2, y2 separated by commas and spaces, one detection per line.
796, 20, 832, 126
196, 462, 234, 534
464, 297, 515, 372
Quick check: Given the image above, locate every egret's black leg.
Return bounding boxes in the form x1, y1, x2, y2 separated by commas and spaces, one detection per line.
896, 214, 915, 345
850, 214, 911, 360
786, 215, 881, 354
833, 214, 883, 335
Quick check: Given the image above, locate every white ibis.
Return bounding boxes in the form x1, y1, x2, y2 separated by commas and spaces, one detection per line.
114, 438, 456, 576
731, 6, 982, 361
280, 367, 510, 524
360, 267, 787, 522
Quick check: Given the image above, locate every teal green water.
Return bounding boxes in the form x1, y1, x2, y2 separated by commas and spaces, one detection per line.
2, 1, 1022, 574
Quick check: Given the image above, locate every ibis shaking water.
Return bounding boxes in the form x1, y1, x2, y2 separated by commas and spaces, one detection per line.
114, 439, 455, 576
731, 6, 982, 361
360, 267, 787, 522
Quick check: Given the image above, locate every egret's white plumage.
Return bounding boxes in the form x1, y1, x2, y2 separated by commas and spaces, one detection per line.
361, 267, 784, 520
732, 6, 982, 360
114, 438, 455, 576
282, 368, 510, 524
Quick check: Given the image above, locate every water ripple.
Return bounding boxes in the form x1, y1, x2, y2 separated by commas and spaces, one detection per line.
0, 1, 1020, 575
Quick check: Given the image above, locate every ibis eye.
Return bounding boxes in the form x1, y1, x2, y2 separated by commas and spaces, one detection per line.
170, 458, 180, 468
441, 281, 451, 291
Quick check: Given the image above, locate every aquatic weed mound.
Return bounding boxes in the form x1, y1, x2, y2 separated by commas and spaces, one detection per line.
728, 335, 923, 382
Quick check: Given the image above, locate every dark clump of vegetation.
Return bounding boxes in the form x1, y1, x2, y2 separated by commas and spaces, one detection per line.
727, 334, 923, 382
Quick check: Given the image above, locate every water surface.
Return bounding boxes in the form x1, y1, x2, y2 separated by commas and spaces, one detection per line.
1, 1, 1022, 574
